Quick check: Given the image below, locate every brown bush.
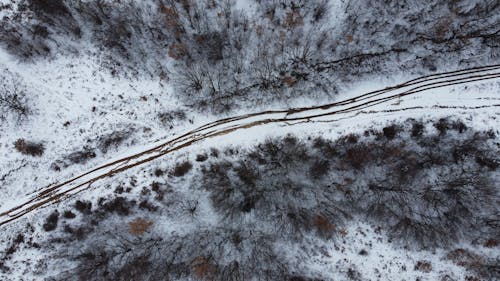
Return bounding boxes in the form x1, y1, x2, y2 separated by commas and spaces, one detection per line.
29, 0, 70, 16
282, 75, 296, 87
192, 256, 216, 281
484, 239, 499, 248
168, 43, 188, 60
196, 154, 208, 162
63, 211, 76, 219
284, 11, 304, 28
446, 249, 483, 267
74, 200, 92, 214
43, 210, 59, 232
414, 260, 432, 273
313, 215, 335, 234
98, 130, 130, 153
382, 124, 399, 140
128, 218, 153, 236
309, 159, 329, 179
14, 139, 44, 156
411, 121, 424, 138
172, 161, 193, 177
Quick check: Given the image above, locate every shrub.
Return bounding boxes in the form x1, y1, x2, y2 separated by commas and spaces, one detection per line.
451, 120, 467, 133
0, 93, 29, 119
434, 118, 449, 135
151, 182, 164, 201
63, 211, 76, 219
67, 149, 95, 163
358, 249, 368, 256
475, 155, 498, 170
343, 145, 371, 170
138, 200, 158, 212
14, 139, 44, 156
382, 124, 399, 140
98, 196, 135, 216
98, 130, 131, 153
313, 214, 336, 238
312, 0, 329, 22
153, 168, 164, 177
158, 110, 187, 128
28, 0, 71, 16
309, 159, 330, 179
196, 154, 208, 162
411, 121, 424, 138
64, 228, 291, 281
43, 211, 59, 232
172, 161, 193, 177
346, 267, 363, 280
0, 70, 30, 120
48, 118, 500, 280
128, 218, 153, 236
74, 200, 92, 214
52, 147, 96, 170
446, 249, 500, 279
32, 24, 49, 38
414, 260, 432, 272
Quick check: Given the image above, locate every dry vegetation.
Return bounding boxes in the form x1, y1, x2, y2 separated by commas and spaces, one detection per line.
14, 139, 44, 157
128, 218, 153, 236
0, 71, 30, 122
24, 117, 499, 281
2, 0, 495, 112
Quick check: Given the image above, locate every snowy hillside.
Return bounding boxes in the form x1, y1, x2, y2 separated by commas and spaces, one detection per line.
0, 0, 499, 280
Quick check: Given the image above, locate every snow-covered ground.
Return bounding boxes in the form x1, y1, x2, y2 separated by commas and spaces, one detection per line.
0, 0, 499, 280
1, 53, 498, 279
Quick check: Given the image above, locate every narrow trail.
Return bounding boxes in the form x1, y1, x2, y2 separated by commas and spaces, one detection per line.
1, 64, 500, 227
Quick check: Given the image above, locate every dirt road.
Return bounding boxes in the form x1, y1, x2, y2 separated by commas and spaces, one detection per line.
1, 64, 499, 227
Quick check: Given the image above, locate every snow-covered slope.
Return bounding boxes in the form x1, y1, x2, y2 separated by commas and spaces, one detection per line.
0, 0, 499, 280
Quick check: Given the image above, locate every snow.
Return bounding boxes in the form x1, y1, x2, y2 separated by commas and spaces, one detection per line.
0, 0, 499, 279
283, 221, 469, 280
1, 51, 499, 221
1, 65, 498, 278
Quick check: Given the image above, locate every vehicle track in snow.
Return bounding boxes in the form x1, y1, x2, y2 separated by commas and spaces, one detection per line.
1, 64, 500, 227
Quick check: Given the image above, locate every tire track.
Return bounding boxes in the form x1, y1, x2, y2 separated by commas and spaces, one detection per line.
1, 64, 500, 227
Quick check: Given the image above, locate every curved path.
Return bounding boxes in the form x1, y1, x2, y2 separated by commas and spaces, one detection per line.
1, 64, 500, 227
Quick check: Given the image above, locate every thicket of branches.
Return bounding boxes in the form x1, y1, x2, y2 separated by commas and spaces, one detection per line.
0, 70, 30, 122
42, 118, 499, 281
203, 119, 499, 248
164, 0, 337, 112
337, 0, 500, 73
3, 0, 496, 112
1, 0, 336, 112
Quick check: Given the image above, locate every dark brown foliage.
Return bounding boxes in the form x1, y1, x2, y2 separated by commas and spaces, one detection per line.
28, 0, 71, 16
14, 139, 44, 156
411, 121, 424, 138
414, 260, 432, 273
382, 124, 399, 140
43, 210, 59, 232
63, 211, 76, 219
196, 154, 208, 162
74, 200, 92, 214
434, 118, 449, 135
49, 118, 500, 281
98, 197, 135, 216
172, 161, 193, 177
98, 130, 131, 153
